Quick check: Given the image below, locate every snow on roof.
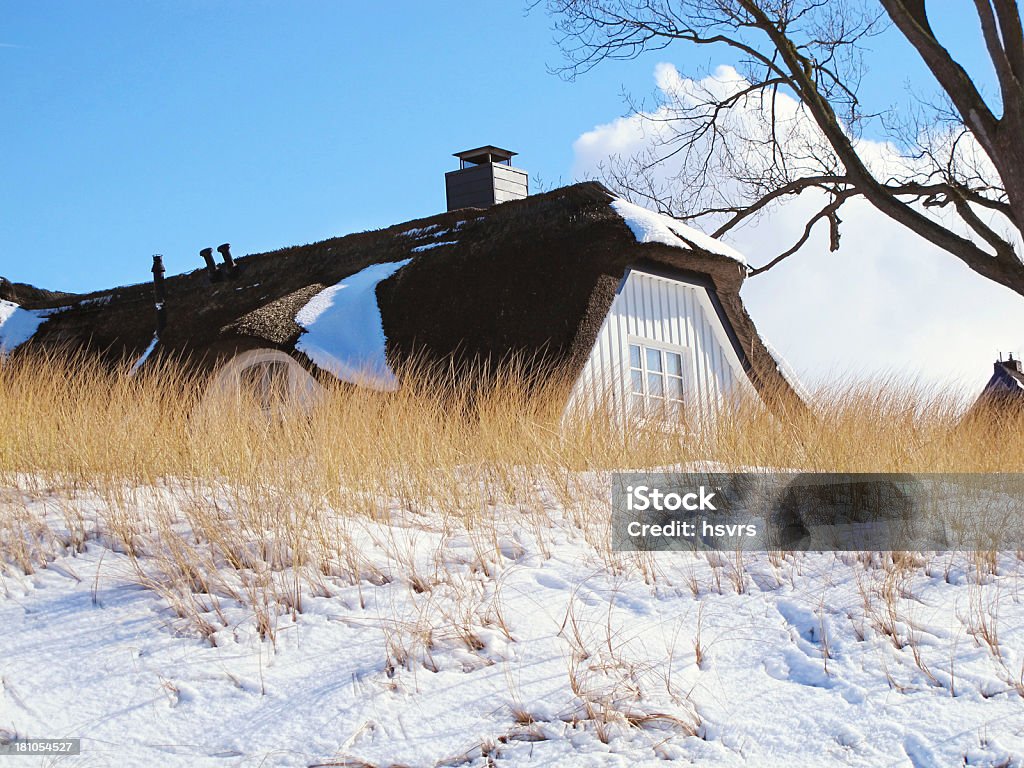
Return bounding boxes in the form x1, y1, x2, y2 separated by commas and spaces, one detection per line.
399, 224, 444, 239
399, 220, 469, 242
131, 335, 159, 372
0, 299, 49, 354
411, 240, 458, 253
294, 260, 411, 390
764, 341, 812, 404
610, 198, 747, 266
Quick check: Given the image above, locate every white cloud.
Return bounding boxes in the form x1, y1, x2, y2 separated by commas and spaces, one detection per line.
572, 64, 1024, 399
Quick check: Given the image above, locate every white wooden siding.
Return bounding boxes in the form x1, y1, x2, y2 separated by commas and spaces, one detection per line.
567, 269, 756, 419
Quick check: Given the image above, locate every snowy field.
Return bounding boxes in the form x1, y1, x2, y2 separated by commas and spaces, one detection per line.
1, 476, 1023, 767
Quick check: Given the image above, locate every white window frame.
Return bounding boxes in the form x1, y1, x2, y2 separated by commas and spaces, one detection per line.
626, 337, 692, 419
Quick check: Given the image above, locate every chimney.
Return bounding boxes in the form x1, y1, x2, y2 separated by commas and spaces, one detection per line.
151, 254, 166, 337
200, 247, 222, 282
445, 145, 528, 211
217, 242, 236, 274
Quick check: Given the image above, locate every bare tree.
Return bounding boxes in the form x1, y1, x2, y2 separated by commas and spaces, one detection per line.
546, 0, 1024, 292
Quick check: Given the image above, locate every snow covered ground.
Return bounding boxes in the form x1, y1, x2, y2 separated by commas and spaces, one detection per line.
1, 477, 1023, 767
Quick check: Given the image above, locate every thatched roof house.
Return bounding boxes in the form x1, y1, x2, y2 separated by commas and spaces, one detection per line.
966, 356, 1024, 418
0, 181, 799, 416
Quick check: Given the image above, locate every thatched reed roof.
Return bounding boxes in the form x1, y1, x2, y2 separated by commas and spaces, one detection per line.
7, 182, 797, 405
972, 359, 1024, 409
0, 278, 73, 307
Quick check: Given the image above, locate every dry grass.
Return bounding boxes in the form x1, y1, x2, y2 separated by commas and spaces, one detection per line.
2, 348, 1024, 739
2, 349, 1023, 588
3, 349, 1022, 487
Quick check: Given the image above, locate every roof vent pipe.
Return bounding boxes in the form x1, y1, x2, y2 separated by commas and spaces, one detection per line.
151, 254, 166, 337
217, 243, 236, 274
200, 247, 222, 282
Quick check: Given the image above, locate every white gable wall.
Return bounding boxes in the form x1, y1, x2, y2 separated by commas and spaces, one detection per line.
566, 269, 756, 420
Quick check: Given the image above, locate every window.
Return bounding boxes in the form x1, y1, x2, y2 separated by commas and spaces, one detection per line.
628, 342, 688, 416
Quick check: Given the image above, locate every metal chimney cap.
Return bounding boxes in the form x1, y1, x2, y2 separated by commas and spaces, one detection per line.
216, 243, 231, 253
453, 146, 517, 165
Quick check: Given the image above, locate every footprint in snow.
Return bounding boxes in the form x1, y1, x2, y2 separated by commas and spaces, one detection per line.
784, 647, 836, 689
497, 538, 526, 561
534, 573, 569, 591
763, 648, 835, 689
601, 592, 653, 615
776, 598, 832, 655
533, 573, 601, 606
902, 732, 940, 768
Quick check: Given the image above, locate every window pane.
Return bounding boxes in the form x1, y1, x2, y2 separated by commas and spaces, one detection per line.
631, 369, 644, 394
629, 344, 641, 369
667, 352, 682, 377
648, 372, 664, 397
646, 348, 662, 373
667, 375, 684, 400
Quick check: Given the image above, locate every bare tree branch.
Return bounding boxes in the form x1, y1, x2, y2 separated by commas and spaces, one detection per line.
710, 175, 849, 236
546, 0, 1024, 296
749, 190, 854, 275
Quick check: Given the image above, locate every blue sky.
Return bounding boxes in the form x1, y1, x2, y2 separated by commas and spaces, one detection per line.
2, 2, 654, 291
1, 2, 995, 294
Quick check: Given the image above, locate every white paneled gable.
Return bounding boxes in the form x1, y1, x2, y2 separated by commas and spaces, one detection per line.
567, 267, 756, 420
